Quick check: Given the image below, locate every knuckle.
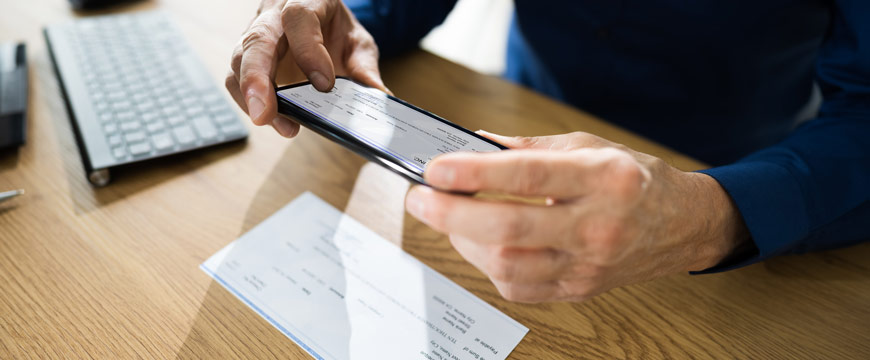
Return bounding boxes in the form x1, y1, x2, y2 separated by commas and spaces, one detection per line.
224, 72, 237, 91
283, 1, 313, 15
494, 282, 527, 302
578, 217, 624, 260
495, 212, 526, 245
231, 44, 244, 64
515, 158, 548, 194
485, 248, 516, 282
241, 23, 277, 51
238, 72, 263, 92
601, 149, 645, 199
230, 45, 244, 75
281, 1, 320, 25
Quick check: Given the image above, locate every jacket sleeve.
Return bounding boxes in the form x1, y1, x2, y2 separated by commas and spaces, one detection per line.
344, 0, 458, 57
695, 0, 870, 273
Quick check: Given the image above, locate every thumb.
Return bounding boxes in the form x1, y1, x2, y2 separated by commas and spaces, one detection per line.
476, 130, 553, 150
477, 130, 608, 151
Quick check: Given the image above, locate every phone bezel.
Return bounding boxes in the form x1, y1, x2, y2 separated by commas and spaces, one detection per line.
275, 77, 507, 185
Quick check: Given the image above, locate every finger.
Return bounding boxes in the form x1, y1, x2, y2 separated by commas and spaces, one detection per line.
425, 148, 631, 197
282, 1, 336, 92
239, 10, 284, 126
405, 186, 573, 247
475, 131, 569, 150
231, 42, 243, 83
272, 115, 300, 138
490, 279, 560, 303
449, 235, 569, 284
343, 31, 387, 92
227, 70, 297, 137
225, 70, 247, 112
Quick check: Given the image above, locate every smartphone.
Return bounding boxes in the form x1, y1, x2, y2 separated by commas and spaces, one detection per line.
275, 77, 507, 185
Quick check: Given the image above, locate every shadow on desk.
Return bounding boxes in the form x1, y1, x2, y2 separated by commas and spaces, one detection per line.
0, 147, 21, 172
60, 140, 248, 214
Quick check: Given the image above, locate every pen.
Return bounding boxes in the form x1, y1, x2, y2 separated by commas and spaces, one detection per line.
0, 189, 24, 204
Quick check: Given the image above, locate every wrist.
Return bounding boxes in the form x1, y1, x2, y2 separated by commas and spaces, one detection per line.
684, 172, 751, 271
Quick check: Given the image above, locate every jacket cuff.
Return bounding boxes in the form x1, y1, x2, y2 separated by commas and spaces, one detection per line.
691, 161, 809, 273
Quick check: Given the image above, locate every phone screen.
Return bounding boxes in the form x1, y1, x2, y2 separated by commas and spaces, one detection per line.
276, 78, 504, 176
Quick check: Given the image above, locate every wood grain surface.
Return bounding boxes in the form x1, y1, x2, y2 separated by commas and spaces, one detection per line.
1, 0, 868, 359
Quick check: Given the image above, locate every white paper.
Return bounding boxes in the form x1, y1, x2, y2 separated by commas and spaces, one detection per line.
201, 192, 528, 360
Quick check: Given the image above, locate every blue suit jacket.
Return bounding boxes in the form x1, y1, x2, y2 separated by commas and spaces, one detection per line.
345, 0, 870, 272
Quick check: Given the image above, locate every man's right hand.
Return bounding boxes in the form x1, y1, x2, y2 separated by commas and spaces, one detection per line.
226, 0, 387, 138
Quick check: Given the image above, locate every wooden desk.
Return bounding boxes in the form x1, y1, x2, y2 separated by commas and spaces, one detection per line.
2, 1, 869, 358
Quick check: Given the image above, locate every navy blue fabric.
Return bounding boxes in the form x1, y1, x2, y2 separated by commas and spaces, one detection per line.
347, 0, 870, 272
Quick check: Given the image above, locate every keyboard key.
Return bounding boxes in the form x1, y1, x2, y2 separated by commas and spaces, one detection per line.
137, 100, 156, 113
107, 91, 126, 102
192, 116, 218, 140
214, 112, 236, 124
162, 105, 181, 116
104, 122, 120, 133
141, 111, 161, 123
116, 110, 136, 122
152, 132, 174, 151
99, 112, 114, 123
120, 121, 142, 132
172, 125, 196, 145
94, 101, 110, 112
146, 121, 165, 133
180, 96, 198, 107
112, 100, 133, 111
132, 92, 149, 103
167, 114, 185, 127
124, 131, 147, 143
185, 104, 205, 117
128, 142, 152, 156
112, 146, 127, 159
219, 122, 244, 136
156, 95, 174, 106
108, 134, 123, 147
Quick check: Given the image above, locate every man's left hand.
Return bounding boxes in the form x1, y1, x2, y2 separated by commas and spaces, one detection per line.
405, 131, 749, 303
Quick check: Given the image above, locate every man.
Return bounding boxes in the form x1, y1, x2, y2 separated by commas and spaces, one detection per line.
225, 0, 869, 303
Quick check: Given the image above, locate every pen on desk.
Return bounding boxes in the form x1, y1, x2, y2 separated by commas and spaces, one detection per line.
0, 189, 24, 204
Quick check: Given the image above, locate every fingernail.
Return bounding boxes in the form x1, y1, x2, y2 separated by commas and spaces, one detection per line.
246, 94, 265, 123
405, 187, 427, 220
309, 71, 330, 92
272, 117, 295, 138
426, 163, 455, 187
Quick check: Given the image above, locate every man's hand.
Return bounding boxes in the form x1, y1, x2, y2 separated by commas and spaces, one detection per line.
405, 131, 749, 303
226, 0, 387, 138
